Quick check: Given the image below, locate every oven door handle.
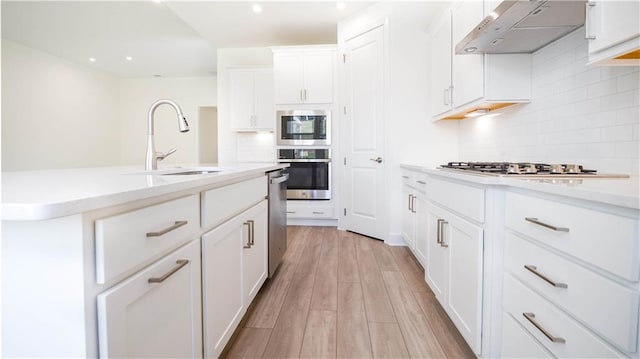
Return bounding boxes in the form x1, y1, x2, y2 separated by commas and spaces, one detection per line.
278, 159, 331, 163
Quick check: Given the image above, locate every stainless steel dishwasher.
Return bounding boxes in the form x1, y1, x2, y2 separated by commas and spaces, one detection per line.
267, 170, 288, 277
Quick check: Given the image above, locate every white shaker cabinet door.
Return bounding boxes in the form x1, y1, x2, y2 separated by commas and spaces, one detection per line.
414, 194, 429, 267
229, 70, 256, 129
254, 70, 275, 129
202, 213, 245, 359
96, 240, 202, 359
303, 52, 334, 104
242, 200, 269, 306
401, 185, 416, 250
274, 53, 305, 104
443, 211, 483, 354
425, 203, 448, 303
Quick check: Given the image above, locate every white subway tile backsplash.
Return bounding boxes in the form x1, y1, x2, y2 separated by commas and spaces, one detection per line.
617, 71, 640, 93
602, 125, 633, 142
587, 78, 617, 99
458, 28, 640, 176
601, 91, 635, 111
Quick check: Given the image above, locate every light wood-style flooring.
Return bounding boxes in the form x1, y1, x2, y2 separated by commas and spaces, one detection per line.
222, 226, 474, 359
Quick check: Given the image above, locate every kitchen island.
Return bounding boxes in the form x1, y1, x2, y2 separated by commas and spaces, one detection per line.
2, 163, 287, 358
401, 163, 640, 358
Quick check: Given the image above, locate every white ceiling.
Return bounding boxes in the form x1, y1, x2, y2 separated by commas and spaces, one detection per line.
1, 1, 372, 78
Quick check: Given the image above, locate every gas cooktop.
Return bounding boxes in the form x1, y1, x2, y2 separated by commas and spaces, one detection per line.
439, 162, 629, 178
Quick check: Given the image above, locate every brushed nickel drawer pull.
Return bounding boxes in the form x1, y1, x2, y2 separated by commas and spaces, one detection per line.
525, 217, 569, 232
312, 211, 325, 215
402, 175, 410, 179
146, 221, 188, 237
438, 219, 449, 247
248, 220, 255, 246
524, 265, 568, 288
148, 259, 189, 283
408, 194, 414, 211
243, 221, 252, 248
436, 219, 444, 244
416, 180, 427, 185
523, 312, 566, 343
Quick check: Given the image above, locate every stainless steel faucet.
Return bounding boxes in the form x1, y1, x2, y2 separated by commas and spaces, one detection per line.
145, 99, 190, 171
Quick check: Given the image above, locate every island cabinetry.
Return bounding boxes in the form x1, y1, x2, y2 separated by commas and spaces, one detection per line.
2, 170, 273, 358
501, 190, 639, 357
201, 177, 268, 358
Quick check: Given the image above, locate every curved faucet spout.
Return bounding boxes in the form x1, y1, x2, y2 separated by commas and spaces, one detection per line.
145, 99, 190, 171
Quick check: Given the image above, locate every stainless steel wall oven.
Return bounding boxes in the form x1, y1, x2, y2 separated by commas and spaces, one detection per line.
278, 148, 331, 200
277, 110, 331, 146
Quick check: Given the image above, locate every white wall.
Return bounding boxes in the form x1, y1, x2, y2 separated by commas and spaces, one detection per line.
117, 76, 216, 165
1, 40, 121, 171
216, 47, 274, 164
1, 40, 217, 171
458, 28, 640, 177
338, 2, 459, 241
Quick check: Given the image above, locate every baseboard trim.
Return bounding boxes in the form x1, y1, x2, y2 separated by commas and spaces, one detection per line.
385, 232, 407, 246
287, 218, 338, 227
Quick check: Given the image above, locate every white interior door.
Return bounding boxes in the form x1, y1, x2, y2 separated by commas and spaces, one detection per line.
342, 26, 386, 240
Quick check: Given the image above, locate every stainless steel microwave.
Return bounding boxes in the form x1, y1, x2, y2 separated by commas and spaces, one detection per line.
276, 110, 331, 146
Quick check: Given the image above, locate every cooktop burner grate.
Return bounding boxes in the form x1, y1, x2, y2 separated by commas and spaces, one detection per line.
441, 162, 598, 175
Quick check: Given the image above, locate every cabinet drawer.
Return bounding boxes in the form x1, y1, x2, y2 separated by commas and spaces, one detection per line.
427, 176, 485, 222
286, 206, 334, 219
401, 170, 415, 187
505, 232, 639, 352
505, 192, 639, 281
201, 176, 267, 229
503, 273, 624, 358
95, 195, 199, 284
501, 312, 552, 358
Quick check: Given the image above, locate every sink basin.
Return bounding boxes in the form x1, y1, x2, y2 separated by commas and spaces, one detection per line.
125, 166, 222, 176
161, 170, 220, 175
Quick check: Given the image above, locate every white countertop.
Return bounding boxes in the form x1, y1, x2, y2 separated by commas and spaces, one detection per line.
2, 163, 288, 221
401, 163, 640, 210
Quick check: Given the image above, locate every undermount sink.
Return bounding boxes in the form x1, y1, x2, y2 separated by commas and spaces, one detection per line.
161, 170, 220, 176
125, 167, 222, 176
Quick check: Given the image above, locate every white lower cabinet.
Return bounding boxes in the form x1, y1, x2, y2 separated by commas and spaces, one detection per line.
202, 200, 268, 358
400, 169, 428, 266
96, 240, 202, 359
425, 201, 483, 354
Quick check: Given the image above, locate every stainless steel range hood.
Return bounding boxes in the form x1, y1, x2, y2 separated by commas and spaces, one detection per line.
456, 0, 586, 54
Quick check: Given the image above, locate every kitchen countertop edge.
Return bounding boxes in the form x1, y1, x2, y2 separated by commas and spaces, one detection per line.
2, 163, 288, 221
401, 163, 640, 210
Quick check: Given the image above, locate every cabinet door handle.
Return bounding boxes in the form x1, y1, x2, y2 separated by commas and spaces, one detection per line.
525, 217, 569, 232
524, 265, 568, 288
402, 175, 410, 179
411, 196, 417, 213
148, 259, 189, 283
248, 220, 255, 245
408, 194, 414, 211
243, 221, 252, 248
522, 312, 566, 343
286, 211, 296, 214
436, 218, 444, 244
585, 2, 597, 40
146, 221, 188, 237
438, 219, 449, 247
416, 180, 426, 185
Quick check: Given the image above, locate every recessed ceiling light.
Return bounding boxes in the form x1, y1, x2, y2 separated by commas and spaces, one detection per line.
336, 2, 347, 10
89, 57, 96, 63
252, 4, 262, 13
125, 56, 133, 61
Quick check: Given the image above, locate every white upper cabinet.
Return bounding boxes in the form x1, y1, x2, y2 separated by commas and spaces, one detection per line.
586, 0, 640, 65
229, 68, 274, 131
430, 1, 532, 121
273, 46, 335, 105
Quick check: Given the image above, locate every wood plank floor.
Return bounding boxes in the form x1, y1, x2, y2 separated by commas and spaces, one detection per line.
223, 226, 475, 359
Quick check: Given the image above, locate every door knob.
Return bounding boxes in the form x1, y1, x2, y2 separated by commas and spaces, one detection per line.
370, 157, 383, 163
